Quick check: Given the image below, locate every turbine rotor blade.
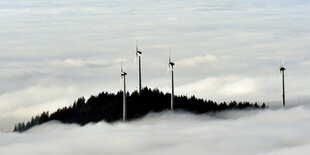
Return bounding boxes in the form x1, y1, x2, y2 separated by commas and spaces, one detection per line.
167, 64, 170, 74
120, 61, 123, 90
279, 72, 282, 89
169, 50, 171, 63
134, 41, 139, 67
282, 59, 286, 66
133, 53, 137, 67
121, 60, 123, 73
120, 74, 123, 90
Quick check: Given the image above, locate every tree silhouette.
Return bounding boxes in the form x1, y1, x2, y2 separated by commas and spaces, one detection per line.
14, 87, 267, 132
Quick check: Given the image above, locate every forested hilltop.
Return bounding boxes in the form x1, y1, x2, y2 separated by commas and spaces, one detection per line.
14, 87, 267, 132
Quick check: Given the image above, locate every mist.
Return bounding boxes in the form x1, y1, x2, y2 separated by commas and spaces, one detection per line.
1, 0, 310, 130
1, 0, 310, 153
1, 105, 310, 155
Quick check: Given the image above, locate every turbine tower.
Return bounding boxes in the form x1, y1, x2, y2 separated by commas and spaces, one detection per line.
168, 54, 175, 110
135, 41, 142, 94
120, 63, 127, 121
279, 60, 286, 107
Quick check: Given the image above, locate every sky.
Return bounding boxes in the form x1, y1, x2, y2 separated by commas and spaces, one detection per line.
0, 0, 310, 131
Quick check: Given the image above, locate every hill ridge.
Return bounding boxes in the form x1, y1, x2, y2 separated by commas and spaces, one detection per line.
14, 87, 267, 132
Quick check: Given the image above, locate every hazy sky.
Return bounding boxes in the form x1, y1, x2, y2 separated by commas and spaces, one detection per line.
0, 0, 310, 130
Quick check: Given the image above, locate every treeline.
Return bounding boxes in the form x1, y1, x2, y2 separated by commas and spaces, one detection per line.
14, 87, 267, 132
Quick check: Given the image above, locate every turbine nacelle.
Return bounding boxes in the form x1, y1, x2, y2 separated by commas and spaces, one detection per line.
280, 67, 286, 71
167, 52, 175, 72
136, 51, 142, 55
134, 43, 142, 65
168, 53, 175, 67
167, 61, 175, 72
121, 72, 127, 76
136, 41, 142, 56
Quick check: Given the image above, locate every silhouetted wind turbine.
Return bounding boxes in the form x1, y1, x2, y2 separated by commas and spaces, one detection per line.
120, 63, 127, 121
135, 41, 142, 94
278, 60, 286, 107
168, 53, 175, 110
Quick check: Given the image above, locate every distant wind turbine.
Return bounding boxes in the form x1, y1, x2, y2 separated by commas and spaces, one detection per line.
120, 62, 127, 121
168, 53, 175, 110
278, 60, 286, 107
135, 41, 142, 94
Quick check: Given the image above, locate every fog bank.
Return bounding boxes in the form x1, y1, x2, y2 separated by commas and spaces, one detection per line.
1, 106, 310, 155
1, 0, 310, 130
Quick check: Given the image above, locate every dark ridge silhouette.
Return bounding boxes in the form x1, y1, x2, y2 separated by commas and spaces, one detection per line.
13, 87, 267, 132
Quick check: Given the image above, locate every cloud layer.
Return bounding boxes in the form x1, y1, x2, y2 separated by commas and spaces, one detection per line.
1, 106, 310, 155
0, 0, 310, 130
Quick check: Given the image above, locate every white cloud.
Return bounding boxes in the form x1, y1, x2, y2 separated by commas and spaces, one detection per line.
219, 77, 258, 96
50, 58, 120, 68
301, 60, 310, 67
177, 77, 220, 92
177, 55, 218, 68
0, 84, 79, 130
177, 76, 259, 101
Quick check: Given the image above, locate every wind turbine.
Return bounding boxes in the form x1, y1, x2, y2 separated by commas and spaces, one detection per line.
120, 63, 127, 121
278, 60, 286, 107
168, 53, 175, 110
135, 41, 142, 94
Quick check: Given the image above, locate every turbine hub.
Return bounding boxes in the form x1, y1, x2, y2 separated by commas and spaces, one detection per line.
280, 67, 286, 71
